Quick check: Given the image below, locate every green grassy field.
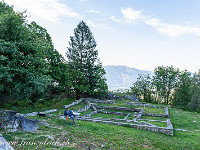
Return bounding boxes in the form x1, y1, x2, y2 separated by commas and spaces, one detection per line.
1, 98, 200, 150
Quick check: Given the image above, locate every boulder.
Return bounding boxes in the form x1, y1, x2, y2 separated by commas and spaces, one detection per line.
0, 134, 14, 150
0, 110, 39, 132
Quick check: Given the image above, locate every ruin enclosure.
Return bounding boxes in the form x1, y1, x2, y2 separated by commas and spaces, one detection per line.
64, 98, 173, 135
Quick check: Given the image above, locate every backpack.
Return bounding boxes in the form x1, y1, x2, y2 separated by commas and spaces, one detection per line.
64, 110, 68, 116
68, 110, 73, 116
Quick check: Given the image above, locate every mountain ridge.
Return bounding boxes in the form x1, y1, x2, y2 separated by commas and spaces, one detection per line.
104, 65, 153, 90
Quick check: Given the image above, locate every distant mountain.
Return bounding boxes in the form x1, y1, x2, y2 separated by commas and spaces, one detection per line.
104, 65, 153, 90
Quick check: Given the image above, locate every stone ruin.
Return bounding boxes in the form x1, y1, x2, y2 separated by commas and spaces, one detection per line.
64, 98, 173, 135
105, 93, 138, 101
0, 97, 173, 150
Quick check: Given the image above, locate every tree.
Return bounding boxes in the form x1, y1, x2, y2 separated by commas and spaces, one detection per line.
187, 70, 200, 112
47, 49, 71, 94
66, 21, 108, 99
152, 66, 180, 104
131, 74, 152, 102
0, 2, 55, 103
173, 71, 192, 108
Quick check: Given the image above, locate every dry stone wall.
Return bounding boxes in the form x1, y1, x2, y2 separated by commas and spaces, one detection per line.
78, 117, 173, 135
97, 110, 128, 116
64, 99, 84, 108
126, 102, 165, 108
136, 109, 144, 120
82, 98, 115, 104
64, 98, 173, 135
96, 106, 142, 112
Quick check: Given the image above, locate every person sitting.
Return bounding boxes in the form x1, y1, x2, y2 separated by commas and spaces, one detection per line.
69, 108, 76, 125
64, 108, 69, 124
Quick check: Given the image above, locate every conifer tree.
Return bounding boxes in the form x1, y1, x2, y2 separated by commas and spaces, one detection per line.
67, 21, 107, 99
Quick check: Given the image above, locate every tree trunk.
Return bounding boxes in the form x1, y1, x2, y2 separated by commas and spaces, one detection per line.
67, 90, 70, 98
166, 85, 171, 104
166, 90, 170, 104
76, 90, 80, 100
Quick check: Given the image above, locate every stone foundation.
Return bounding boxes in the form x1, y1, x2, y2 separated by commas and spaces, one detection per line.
64, 99, 84, 108
126, 102, 165, 108
64, 98, 173, 135
78, 118, 173, 135
96, 106, 142, 112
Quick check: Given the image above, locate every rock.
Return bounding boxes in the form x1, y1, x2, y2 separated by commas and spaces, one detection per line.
45, 135, 54, 141
0, 110, 39, 132
19, 117, 39, 132
24, 112, 38, 117
43, 109, 57, 113
0, 134, 15, 150
39, 121, 51, 127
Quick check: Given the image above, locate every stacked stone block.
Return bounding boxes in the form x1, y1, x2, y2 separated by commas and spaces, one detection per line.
82, 98, 115, 104
64, 99, 84, 108
126, 102, 165, 108
64, 98, 173, 135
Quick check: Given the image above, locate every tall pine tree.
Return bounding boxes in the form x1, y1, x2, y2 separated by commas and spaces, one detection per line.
66, 21, 107, 99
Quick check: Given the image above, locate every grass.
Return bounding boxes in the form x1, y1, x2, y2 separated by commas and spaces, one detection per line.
1, 97, 200, 149
3, 115, 200, 150
143, 107, 165, 114
139, 120, 167, 127
98, 99, 165, 114
79, 108, 94, 116
169, 108, 200, 131
99, 109, 134, 114
99, 101, 140, 108
127, 115, 136, 120
91, 113, 125, 119
140, 116, 167, 121
2, 97, 76, 114
47, 102, 88, 116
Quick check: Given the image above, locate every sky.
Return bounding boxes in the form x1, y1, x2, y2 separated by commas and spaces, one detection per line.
2, 0, 200, 73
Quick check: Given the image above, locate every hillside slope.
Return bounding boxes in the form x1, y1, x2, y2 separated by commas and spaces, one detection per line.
104, 65, 153, 90
2, 98, 200, 150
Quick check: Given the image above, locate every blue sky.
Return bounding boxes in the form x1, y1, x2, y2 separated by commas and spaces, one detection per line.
3, 0, 200, 72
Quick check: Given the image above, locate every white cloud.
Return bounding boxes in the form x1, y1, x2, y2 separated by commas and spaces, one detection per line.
4, 0, 82, 22
145, 18, 200, 37
110, 16, 123, 23
86, 20, 96, 28
111, 8, 145, 25
111, 7, 200, 37
86, 20, 112, 30
121, 8, 144, 21
85, 9, 100, 14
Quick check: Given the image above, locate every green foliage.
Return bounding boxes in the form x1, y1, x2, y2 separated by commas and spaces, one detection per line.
0, 2, 108, 107
66, 21, 108, 99
173, 71, 192, 108
0, 11, 52, 102
1, 97, 75, 114
0, 2, 73, 105
131, 65, 200, 112
47, 49, 71, 93
186, 70, 200, 112
131, 74, 152, 102
153, 66, 180, 104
